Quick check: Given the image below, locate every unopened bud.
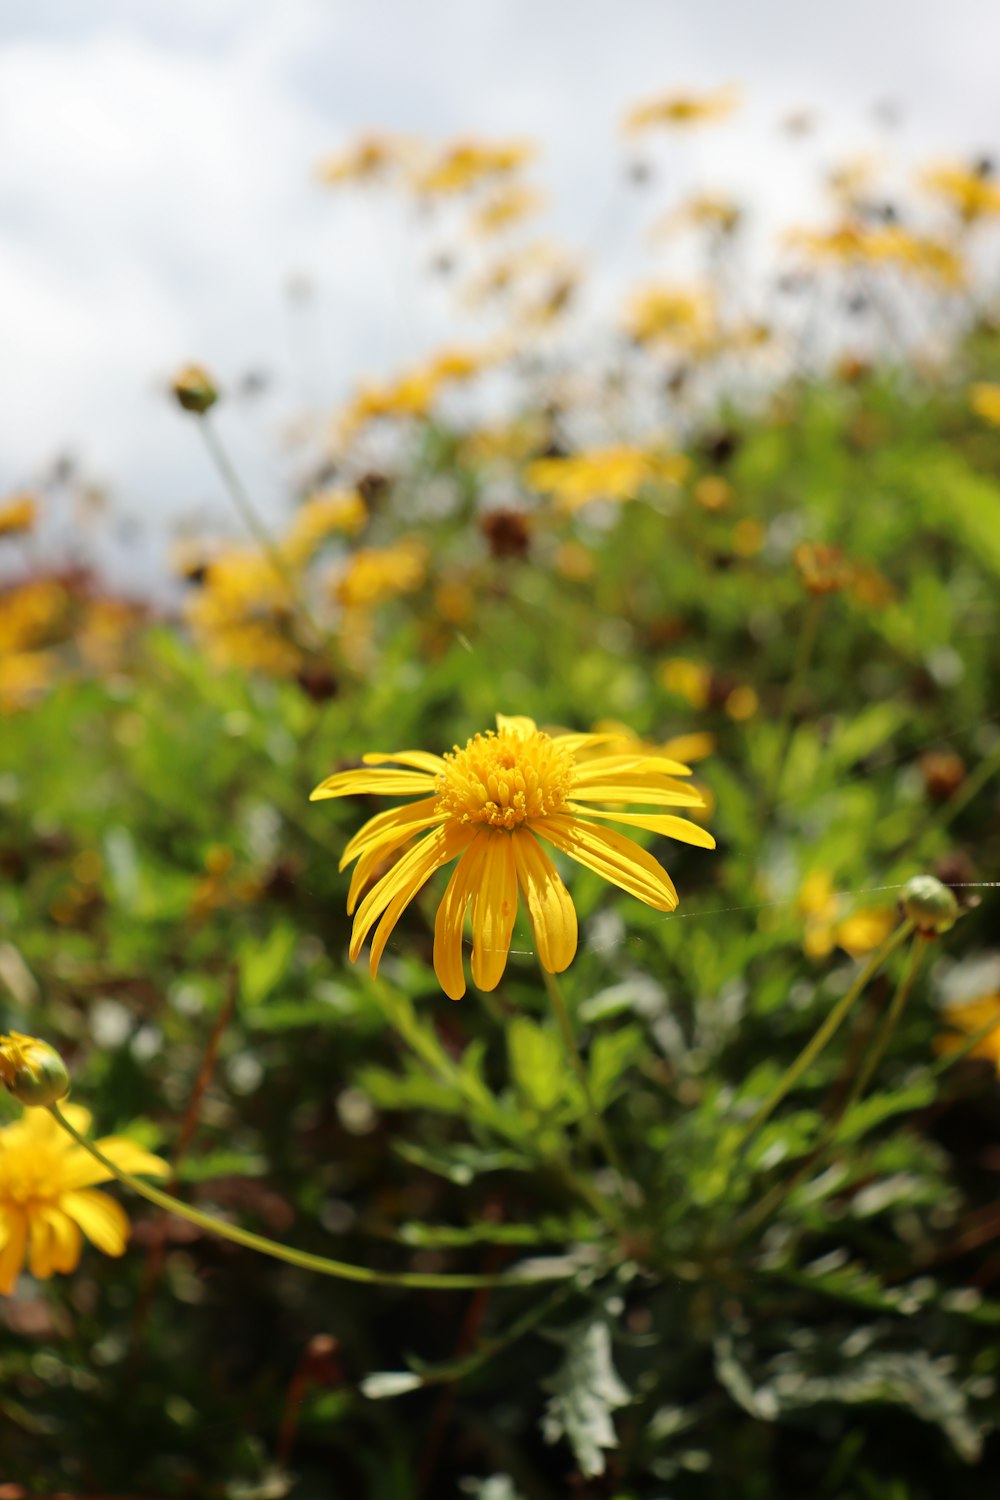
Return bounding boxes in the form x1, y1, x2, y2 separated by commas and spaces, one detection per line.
0, 1032, 71, 1107
171, 364, 219, 415
900, 874, 960, 936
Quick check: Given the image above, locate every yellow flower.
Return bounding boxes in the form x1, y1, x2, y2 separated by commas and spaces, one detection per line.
415, 138, 534, 195
969, 382, 1000, 426
0, 494, 38, 538
284, 489, 367, 564
524, 446, 689, 512
936, 994, 1000, 1073
658, 658, 712, 711
624, 87, 739, 133
317, 132, 419, 186
333, 540, 427, 609
625, 284, 716, 352
311, 714, 715, 998
0, 1104, 168, 1294
797, 872, 894, 960
469, 185, 545, 237
0, 651, 57, 713
921, 162, 1000, 223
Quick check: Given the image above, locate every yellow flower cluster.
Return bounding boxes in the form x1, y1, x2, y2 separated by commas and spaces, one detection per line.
524, 446, 689, 512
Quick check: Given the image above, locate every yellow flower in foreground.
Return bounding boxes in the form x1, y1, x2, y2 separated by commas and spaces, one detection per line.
311, 714, 715, 998
0, 1104, 168, 1294
969, 382, 1000, 426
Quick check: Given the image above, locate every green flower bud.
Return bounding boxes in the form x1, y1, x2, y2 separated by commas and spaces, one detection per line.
900, 874, 960, 936
0, 1033, 71, 1107
171, 364, 219, 415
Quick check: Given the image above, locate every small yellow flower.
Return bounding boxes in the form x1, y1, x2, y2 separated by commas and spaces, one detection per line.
969, 382, 1000, 426
311, 714, 715, 998
921, 162, 1000, 223
284, 489, 367, 564
624, 87, 739, 133
524, 446, 688, 512
625, 284, 716, 352
333, 540, 427, 609
0, 1103, 168, 1294
936, 994, 1000, 1074
317, 132, 419, 186
469, 185, 545, 237
0, 494, 38, 538
415, 138, 534, 195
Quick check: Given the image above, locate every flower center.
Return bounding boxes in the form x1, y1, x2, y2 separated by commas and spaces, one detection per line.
436, 727, 574, 830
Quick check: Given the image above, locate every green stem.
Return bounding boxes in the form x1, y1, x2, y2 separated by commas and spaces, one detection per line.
198, 418, 323, 645
541, 967, 630, 1192
48, 1106, 572, 1291
732, 918, 914, 1155
842, 933, 927, 1110
767, 592, 824, 809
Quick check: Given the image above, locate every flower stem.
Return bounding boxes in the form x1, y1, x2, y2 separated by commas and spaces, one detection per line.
732, 917, 914, 1155
541, 966, 630, 1192
198, 418, 323, 645
47, 1105, 572, 1291
767, 592, 824, 809
841, 932, 927, 1111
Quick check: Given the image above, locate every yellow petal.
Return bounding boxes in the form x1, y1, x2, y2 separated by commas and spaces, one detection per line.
310, 768, 435, 801
61, 1189, 130, 1257
341, 797, 443, 867
534, 815, 678, 912
41, 1207, 82, 1275
28, 1209, 55, 1279
513, 831, 578, 974
361, 751, 448, 774
433, 833, 490, 1000
568, 780, 705, 808
495, 714, 537, 737
0, 1208, 27, 1294
572, 754, 693, 780
569, 807, 716, 849
368, 823, 471, 976
58, 1137, 171, 1192
471, 834, 518, 991
349, 823, 470, 968
346, 809, 449, 913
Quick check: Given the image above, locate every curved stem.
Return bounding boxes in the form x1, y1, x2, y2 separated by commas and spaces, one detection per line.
541, 967, 631, 1195
842, 933, 927, 1110
47, 1105, 572, 1292
732, 918, 914, 1155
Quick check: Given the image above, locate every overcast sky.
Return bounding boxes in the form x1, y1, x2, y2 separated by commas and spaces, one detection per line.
3, 0, 1000, 579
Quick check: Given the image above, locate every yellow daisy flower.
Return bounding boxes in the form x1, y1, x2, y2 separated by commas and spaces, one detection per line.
0, 1104, 168, 1294
311, 714, 715, 999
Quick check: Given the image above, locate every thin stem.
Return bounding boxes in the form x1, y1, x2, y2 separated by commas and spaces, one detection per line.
906, 736, 1000, 855
766, 592, 824, 809
732, 918, 914, 1155
541, 966, 630, 1192
843, 933, 927, 1111
48, 1105, 572, 1291
198, 418, 323, 644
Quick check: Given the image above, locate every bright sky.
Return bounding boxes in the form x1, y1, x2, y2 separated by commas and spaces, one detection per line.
2, 0, 999, 580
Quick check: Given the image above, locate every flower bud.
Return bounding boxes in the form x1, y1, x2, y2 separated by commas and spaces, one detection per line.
171, 364, 219, 415
0, 1032, 71, 1107
900, 874, 960, 936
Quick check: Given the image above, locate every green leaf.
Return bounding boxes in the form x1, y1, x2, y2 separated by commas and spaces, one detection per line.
508, 1017, 565, 1114
238, 924, 297, 1007
542, 1308, 630, 1477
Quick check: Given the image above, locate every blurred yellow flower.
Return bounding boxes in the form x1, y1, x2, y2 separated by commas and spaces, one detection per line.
624, 87, 739, 133
524, 446, 688, 512
470, 185, 545, 236
0, 651, 57, 713
693, 475, 734, 512
311, 713, 714, 998
334, 540, 427, 609
415, 138, 534, 195
0, 579, 69, 653
797, 871, 894, 960
969, 382, 1000, 426
284, 489, 367, 565
625, 284, 716, 352
0, 494, 38, 538
936, 994, 1000, 1073
921, 162, 1000, 223
0, 1104, 168, 1295
317, 132, 418, 186
655, 194, 742, 241
658, 658, 712, 711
